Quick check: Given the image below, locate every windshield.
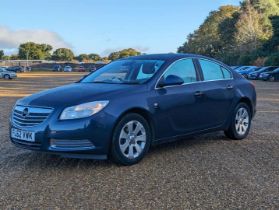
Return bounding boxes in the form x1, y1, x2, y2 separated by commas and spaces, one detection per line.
81, 59, 165, 84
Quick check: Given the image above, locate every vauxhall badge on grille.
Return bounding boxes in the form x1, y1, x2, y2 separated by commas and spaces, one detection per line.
22, 108, 29, 117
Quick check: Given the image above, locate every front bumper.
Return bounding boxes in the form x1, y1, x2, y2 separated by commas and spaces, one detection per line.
10, 110, 116, 160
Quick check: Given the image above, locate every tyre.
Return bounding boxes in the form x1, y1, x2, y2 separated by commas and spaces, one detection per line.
225, 103, 251, 140
110, 113, 151, 165
4, 74, 10, 80
269, 76, 275, 82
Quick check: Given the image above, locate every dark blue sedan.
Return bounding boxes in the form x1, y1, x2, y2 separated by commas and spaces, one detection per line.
259, 68, 279, 81
10, 54, 257, 165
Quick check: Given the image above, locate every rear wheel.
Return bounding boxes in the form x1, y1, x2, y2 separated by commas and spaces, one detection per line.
225, 103, 251, 140
110, 113, 151, 165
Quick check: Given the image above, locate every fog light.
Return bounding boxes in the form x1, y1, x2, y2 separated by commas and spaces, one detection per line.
50, 139, 95, 150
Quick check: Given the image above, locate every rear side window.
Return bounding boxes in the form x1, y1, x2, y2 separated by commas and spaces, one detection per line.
164, 59, 197, 84
200, 59, 232, 81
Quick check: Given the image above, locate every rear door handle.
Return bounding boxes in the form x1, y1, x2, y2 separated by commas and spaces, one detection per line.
226, 85, 234, 90
194, 91, 204, 97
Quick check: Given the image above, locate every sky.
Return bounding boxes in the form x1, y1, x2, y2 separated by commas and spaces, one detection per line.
0, 0, 241, 56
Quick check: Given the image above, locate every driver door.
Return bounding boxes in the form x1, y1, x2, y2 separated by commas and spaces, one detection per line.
152, 58, 206, 139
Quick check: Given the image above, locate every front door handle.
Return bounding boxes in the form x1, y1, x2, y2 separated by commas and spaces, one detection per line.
226, 85, 234, 90
194, 91, 204, 97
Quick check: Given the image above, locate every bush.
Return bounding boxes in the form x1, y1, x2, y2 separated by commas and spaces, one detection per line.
264, 53, 279, 66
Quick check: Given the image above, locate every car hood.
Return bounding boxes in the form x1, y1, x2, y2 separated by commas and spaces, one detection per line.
18, 83, 141, 108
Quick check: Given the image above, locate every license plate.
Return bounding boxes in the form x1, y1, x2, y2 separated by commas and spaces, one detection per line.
11, 128, 35, 142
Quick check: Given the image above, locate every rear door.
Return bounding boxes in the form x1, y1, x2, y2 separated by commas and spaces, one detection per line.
195, 59, 235, 128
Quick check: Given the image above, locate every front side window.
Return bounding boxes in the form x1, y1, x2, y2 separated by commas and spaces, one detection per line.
81, 59, 165, 84
200, 59, 232, 81
162, 59, 197, 84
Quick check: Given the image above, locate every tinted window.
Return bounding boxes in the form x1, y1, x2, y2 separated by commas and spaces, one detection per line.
221, 67, 232, 79
163, 59, 197, 84
200, 59, 228, 81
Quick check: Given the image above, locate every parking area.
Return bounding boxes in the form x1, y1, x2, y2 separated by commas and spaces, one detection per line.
0, 72, 278, 209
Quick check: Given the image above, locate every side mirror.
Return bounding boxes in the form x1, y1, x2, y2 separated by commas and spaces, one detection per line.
158, 75, 184, 87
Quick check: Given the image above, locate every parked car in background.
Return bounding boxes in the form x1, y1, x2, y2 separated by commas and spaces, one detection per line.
25, 66, 32, 72
6, 66, 24, 73
234, 66, 256, 72
0, 67, 17, 79
77, 66, 86, 72
248, 66, 278, 80
63, 66, 72, 72
10, 54, 256, 165
90, 65, 97, 72
239, 67, 262, 78
231, 66, 240, 70
259, 68, 279, 81
53, 64, 62, 72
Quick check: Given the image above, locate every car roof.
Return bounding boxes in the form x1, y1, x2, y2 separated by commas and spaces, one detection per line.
122, 53, 223, 63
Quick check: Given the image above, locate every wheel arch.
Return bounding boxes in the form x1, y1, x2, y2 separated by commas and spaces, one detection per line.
238, 97, 254, 117
113, 107, 156, 143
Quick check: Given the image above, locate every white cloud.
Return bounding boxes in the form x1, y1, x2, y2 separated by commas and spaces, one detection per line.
0, 26, 71, 52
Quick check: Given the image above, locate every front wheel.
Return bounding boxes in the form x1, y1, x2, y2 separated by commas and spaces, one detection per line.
110, 113, 151, 165
225, 103, 251, 140
4, 74, 10, 80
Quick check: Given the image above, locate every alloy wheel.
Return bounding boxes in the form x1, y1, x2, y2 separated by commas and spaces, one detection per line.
235, 107, 249, 136
119, 120, 146, 159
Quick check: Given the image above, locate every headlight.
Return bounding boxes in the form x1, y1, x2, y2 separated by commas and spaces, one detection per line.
60, 101, 109, 120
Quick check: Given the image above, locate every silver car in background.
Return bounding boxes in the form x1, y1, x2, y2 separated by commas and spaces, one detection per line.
0, 67, 17, 79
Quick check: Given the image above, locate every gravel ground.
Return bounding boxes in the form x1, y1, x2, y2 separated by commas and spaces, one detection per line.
0, 73, 278, 209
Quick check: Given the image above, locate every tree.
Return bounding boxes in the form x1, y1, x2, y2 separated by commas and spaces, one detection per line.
76, 54, 89, 62
52, 48, 74, 61
234, 3, 266, 53
108, 48, 141, 60
178, 6, 240, 60
88, 53, 101, 62
2, 55, 10, 60
0, 50, 4, 60
10, 54, 18, 60
18, 42, 53, 60
178, 1, 279, 65
244, 0, 279, 38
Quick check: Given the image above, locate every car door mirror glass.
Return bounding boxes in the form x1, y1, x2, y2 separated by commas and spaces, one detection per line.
158, 75, 184, 87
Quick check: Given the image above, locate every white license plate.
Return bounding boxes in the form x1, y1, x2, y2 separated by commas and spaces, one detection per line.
11, 128, 35, 142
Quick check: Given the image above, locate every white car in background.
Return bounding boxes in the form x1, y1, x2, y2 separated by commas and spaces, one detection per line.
63, 66, 72, 72
0, 67, 17, 79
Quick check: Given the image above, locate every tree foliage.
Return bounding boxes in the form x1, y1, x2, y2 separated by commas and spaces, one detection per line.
0, 50, 4, 60
178, 0, 279, 65
88, 53, 101, 61
76, 54, 89, 62
18, 42, 52, 60
108, 48, 140, 61
76, 53, 101, 62
52, 48, 74, 61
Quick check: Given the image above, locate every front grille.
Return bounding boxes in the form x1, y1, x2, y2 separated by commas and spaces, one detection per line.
12, 105, 53, 127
